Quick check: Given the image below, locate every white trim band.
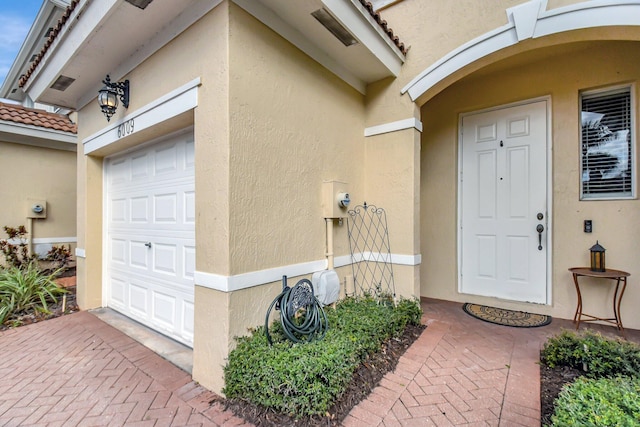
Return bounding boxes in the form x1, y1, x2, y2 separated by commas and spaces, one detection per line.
75, 248, 86, 258
195, 252, 421, 292
364, 118, 423, 137
8, 237, 77, 245
83, 78, 200, 154
33, 237, 77, 244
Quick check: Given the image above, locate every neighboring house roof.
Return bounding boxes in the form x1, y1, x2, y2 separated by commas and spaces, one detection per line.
0, 102, 77, 134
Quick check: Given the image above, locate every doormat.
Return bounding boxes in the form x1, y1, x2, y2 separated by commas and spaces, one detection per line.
462, 303, 552, 328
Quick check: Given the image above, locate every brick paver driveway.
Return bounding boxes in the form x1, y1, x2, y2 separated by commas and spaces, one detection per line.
2, 299, 637, 426
0, 312, 246, 426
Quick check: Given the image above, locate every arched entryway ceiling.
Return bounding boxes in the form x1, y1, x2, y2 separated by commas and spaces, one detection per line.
402, 0, 640, 106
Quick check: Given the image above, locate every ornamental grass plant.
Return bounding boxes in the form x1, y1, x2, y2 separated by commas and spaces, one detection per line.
223, 296, 422, 418
0, 262, 67, 325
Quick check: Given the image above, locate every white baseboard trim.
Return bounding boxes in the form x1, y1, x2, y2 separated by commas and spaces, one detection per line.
7, 236, 77, 244
195, 252, 421, 292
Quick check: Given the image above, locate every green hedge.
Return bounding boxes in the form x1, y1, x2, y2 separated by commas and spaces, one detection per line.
541, 330, 640, 378
223, 296, 422, 417
550, 376, 640, 426
541, 330, 640, 426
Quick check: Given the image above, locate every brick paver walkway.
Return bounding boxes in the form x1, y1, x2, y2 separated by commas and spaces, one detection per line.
0, 312, 247, 427
1, 298, 637, 426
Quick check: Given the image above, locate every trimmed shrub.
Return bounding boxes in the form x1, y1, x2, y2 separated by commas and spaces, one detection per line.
550, 376, 640, 426
541, 330, 640, 378
223, 296, 422, 417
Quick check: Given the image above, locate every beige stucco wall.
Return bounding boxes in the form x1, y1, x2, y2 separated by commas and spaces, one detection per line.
194, 3, 370, 393
420, 40, 640, 328
0, 141, 76, 258
68, 0, 640, 396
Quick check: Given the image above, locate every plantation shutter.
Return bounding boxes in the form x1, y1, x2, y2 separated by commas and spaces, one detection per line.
580, 87, 633, 199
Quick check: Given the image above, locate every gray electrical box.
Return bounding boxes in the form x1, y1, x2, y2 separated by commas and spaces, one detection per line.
26, 199, 47, 219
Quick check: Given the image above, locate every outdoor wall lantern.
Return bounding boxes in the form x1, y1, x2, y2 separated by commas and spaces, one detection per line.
589, 241, 606, 272
98, 75, 129, 122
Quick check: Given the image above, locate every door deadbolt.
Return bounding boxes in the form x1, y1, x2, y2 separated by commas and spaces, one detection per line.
537, 212, 544, 220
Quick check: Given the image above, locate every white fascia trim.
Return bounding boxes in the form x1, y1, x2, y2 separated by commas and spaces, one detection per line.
323, 0, 405, 74
0, 122, 77, 150
83, 78, 200, 154
75, 248, 86, 258
195, 252, 421, 292
401, 0, 640, 102
77, 0, 222, 109
232, 0, 366, 94
23, 0, 106, 101
364, 117, 423, 137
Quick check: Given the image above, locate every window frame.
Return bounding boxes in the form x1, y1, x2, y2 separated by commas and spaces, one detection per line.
579, 84, 636, 201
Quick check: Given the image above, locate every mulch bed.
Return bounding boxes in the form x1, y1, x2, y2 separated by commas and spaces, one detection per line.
220, 323, 426, 427
539, 364, 584, 426
0, 268, 79, 331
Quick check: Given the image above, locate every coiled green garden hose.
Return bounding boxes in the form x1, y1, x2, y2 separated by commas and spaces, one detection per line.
265, 276, 328, 345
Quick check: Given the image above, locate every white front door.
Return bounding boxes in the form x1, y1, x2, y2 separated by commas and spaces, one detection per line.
105, 131, 196, 346
460, 100, 548, 303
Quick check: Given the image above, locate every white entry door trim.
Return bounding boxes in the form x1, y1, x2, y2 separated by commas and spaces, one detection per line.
458, 97, 552, 305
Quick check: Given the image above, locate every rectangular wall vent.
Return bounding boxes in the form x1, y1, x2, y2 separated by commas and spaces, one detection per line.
311, 8, 358, 47
50, 75, 75, 91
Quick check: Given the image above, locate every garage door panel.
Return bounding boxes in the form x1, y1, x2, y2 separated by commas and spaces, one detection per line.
106, 132, 195, 347
154, 193, 178, 223
111, 199, 128, 223
152, 291, 177, 328
129, 283, 148, 316
110, 277, 126, 306
153, 243, 177, 275
111, 239, 127, 264
131, 196, 149, 222
184, 246, 195, 278
154, 143, 179, 175
183, 301, 194, 339
130, 241, 150, 269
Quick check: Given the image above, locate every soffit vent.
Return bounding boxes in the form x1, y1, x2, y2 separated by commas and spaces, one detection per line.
50, 75, 76, 91
125, 0, 154, 10
311, 8, 358, 47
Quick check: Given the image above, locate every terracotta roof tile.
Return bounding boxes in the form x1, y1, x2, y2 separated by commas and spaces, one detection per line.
19, 0, 80, 88
0, 102, 77, 134
358, 0, 407, 55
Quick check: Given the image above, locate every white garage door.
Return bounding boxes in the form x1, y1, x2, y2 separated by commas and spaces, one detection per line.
105, 131, 195, 347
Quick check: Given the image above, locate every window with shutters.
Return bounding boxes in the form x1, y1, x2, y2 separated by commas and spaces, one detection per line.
580, 86, 634, 200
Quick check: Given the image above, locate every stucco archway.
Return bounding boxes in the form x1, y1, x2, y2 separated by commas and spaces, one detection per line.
402, 0, 640, 106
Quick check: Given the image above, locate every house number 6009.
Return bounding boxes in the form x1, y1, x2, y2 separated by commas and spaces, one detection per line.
117, 119, 134, 138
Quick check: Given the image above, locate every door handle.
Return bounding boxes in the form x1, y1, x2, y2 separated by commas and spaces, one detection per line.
144, 242, 152, 248
536, 224, 544, 251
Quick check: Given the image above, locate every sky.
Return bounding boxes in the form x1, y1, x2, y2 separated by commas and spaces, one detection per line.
0, 0, 43, 88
